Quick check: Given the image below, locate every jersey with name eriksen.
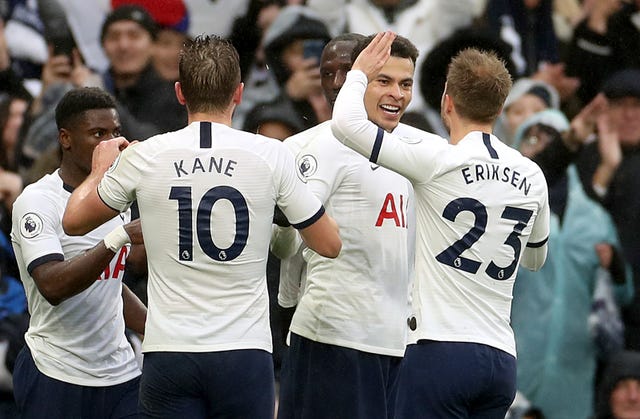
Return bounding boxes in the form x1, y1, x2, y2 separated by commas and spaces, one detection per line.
375, 131, 550, 356
98, 121, 324, 354
10, 170, 138, 386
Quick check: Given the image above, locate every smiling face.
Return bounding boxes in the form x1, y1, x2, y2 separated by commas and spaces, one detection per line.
363, 56, 414, 132
102, 20, 153, 78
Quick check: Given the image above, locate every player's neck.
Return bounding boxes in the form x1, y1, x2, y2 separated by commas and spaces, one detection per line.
448, 117, 493, 145
58, 162, 85, 189
188, 111, 233, 127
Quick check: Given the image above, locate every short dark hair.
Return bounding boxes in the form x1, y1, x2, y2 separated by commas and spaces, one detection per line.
445, 48, 512, 124
352, 34, 419, 66
55, 87, 117, 130
178, 35, 241, 114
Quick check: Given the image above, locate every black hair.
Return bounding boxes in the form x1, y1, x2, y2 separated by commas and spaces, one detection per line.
351, 33, 419, 66
55, 87, 117, 130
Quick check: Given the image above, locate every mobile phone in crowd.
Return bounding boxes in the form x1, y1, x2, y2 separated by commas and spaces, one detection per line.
303, 39, 326, 64
51, 35, 77, 59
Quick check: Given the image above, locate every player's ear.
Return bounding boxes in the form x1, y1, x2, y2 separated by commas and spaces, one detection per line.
232, 82, 244, 106
442, 93, 454, 114
174, 81, 186, 105
58, 128, 71, 150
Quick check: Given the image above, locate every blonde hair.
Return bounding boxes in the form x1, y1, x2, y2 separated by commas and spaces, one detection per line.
445, 48, 512, 124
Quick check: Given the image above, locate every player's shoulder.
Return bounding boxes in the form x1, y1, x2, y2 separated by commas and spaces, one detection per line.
393, 123, 447, 144
12, 173, 62, 225
17, 172, 61, 204
284, 121, 332, 154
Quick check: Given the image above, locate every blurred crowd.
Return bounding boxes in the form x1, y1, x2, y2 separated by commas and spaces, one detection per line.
1, 0, 640, 418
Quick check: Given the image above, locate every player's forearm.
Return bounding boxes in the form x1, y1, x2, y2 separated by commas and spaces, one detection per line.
331, 70, 378, 158
33, 243, 121, 305
63, 171, 116, 235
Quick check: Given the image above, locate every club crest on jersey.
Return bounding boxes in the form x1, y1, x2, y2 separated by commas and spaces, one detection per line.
297, 155, 318, 181
19, 213, 44, 239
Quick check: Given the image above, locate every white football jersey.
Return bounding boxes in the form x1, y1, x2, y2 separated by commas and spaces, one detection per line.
10, 170, 139, 386
332, 71, 550, 357
280, 121, 438, 356
98, 121, 324, 353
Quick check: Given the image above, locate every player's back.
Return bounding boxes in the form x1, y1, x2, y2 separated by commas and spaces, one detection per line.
100, 121, 319, 354
409, 131, 549, 356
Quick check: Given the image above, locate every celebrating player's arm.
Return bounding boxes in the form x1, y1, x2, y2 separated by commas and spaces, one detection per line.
63, 137, 131, 235
26, 218, 141, 307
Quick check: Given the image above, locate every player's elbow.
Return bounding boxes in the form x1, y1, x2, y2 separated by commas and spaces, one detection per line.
62, 211, 92, 236
299, 214, 342, 258
314, 237, 341, 259
62, 213, 82, 236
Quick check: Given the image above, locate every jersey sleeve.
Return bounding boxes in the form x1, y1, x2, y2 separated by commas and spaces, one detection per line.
274, 145, 325, 229
278, 246, 305, 308
520, 173, 550, 271
97, 145, 142, 212
331, 70, 448, 184
11, 191, 64, 274
292, 137, 346, 204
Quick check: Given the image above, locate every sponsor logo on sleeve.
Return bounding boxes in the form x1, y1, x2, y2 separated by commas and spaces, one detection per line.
19, 213, 44, 239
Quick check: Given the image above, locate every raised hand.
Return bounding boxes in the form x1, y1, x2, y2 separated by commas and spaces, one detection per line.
352, 31, 396, 82
91, 137, 130, 175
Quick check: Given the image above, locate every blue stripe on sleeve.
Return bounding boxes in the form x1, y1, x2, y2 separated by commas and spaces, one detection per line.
27, 253, 64, 275
370, 127, 384, 163
291, 206, 326, 230
526, 237, 548, 248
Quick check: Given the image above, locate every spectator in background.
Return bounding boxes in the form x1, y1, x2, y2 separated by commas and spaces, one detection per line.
0, 93, 29, 172
494, 77, 559, 146
230, 0, 285, 81
99, 4, 186, 133
111, 0, 191, 82
510, 109, 633, 419
229, 0, 285, 131
485, 0, 559, 77
241, 5, 332, 135
532, 69, 640, 352
564, 0, 622, 104
595, 350, 640, 419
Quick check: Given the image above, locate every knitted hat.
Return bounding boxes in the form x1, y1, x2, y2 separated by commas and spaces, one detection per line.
602, 69, 640, 100
111, 0, 189, 34
513, 108, 569, 149
101, 5, 158, 42
503, 78, 560, 111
